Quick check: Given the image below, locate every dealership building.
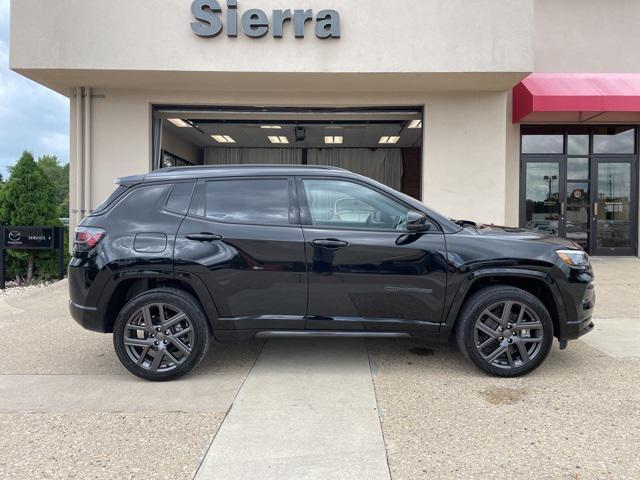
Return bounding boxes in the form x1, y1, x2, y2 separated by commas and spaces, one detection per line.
9, 0, 640, 255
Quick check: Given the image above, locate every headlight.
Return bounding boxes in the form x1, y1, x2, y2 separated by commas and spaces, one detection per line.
556, 249, 590, 267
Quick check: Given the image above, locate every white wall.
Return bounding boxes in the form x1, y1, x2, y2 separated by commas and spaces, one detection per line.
10, 0, 533, 75
423, 92, 509, 226
535, 0, 640, 73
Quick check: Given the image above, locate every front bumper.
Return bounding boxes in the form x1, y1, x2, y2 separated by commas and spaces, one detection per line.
558, 279, 596, 341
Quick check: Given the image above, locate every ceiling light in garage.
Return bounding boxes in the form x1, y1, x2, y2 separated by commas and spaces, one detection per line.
408, 120, 422, 129
261, 125, 282, 129
168, 119, 191, 128
324, 136, 344, 144
211, 135, 236, 143
268, 136, 290, 144
379, 136, 400, 144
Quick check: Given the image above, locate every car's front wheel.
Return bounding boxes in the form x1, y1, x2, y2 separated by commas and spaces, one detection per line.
455, 286, 553, 377
113, 288, 210, 381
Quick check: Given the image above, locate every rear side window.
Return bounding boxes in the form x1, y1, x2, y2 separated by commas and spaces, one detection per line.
205, 179, 290, 225
91, 185, 129, 214
165, 182, 195, 214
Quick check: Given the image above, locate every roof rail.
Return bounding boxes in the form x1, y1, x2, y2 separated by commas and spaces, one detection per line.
156, 164, 347, 173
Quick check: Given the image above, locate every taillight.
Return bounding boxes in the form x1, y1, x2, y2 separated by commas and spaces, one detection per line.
73, 226, 106, 253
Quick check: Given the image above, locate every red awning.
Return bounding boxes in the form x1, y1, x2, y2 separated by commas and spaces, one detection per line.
513, 73, 640, 123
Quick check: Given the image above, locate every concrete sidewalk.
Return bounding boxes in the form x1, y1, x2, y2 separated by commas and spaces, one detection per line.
581, 256, 640, 358
195, 338, 390, 480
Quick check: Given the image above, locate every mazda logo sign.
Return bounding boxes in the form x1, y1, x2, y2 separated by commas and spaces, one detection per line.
8, 231, 21, 242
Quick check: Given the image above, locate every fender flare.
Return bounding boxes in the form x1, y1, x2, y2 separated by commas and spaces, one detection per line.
172, 269, 221, 331
95, 267, 221, 332
441, 267, 567, 332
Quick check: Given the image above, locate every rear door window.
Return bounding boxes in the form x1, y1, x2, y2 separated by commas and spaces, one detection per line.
204, 178, 291, 225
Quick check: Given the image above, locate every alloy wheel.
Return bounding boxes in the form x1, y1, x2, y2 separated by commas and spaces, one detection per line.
123, 303, 195, 372
473, 300, 544, 370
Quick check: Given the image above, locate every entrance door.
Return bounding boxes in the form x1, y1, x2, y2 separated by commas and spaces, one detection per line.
522, 159, 566, 239
522, 158, 592, 252
592, 158, 638, 256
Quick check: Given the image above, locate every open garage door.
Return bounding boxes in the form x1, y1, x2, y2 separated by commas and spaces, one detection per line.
152, 106, 423, 199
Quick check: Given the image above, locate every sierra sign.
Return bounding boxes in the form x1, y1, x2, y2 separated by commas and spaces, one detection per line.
190, 0, 341, 39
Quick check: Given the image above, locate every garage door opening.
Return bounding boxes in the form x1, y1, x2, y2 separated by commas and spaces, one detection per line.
152, 106, 423, 199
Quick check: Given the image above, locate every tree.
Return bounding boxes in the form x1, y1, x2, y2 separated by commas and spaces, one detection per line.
0, 151, 60, 283
37, 155, 70, 218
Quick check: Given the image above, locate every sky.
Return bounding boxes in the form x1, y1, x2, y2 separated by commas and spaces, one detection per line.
0, 0, 69, 178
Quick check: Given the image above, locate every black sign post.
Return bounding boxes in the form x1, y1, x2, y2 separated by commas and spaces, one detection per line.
0, 226, 66, 289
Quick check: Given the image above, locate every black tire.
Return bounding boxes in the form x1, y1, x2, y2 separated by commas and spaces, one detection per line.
113, 288, 210, 381
455, 286, 553, 377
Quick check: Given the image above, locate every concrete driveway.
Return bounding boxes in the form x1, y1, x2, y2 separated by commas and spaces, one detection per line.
1, 258, 639, 479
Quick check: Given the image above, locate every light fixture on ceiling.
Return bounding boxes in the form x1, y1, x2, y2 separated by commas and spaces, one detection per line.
268, 136, 290, 144
379, 136, 401, 144
260, 125, 282, 129
324, 136, 344, 144
211, 135, 236, 143
408, 119, 422, 129
168, 118, 191, 128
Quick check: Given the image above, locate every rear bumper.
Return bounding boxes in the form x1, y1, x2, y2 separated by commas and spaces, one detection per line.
69, 300, 106, 333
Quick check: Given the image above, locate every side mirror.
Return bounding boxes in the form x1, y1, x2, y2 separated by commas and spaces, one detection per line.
406, 211, 431, 232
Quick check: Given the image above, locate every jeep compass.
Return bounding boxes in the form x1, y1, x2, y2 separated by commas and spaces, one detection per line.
69, 165, 595, 381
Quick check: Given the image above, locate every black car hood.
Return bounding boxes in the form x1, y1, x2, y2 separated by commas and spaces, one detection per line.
464, 224, 581, 250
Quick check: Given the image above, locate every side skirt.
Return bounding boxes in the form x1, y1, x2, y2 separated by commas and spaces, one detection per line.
255, 330, 411, 338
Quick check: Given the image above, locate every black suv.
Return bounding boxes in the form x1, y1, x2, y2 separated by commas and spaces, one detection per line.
69, 165, 595, 381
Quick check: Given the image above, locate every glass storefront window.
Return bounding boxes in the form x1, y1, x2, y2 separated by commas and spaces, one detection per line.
567, 157, 589, 180
593, 127, 636, 154
521, 125, 638, 255
521, 126, 564, 154
567, 134, 589, 155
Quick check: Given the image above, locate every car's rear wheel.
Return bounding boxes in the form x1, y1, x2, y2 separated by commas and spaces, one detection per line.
455, 286, 553, 377
113, 288, 209, 381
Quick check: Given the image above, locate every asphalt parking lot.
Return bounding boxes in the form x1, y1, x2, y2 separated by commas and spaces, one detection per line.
1, 258, 639, 479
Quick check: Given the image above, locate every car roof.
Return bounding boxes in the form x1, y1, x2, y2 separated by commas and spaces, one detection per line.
117, 164, 350, 185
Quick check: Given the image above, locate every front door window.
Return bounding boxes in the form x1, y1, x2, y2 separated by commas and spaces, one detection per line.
521, 126, 638, 255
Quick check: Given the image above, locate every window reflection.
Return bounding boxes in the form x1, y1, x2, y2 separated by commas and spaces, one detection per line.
525, 163, 560, 236
522, 135, 564, 154
567, 135, 589, 155
521, 126, 565, 154
597, 163, 632, 249
205, 179, 290, 225
593, 127, 635, 154
567, 158, 589, 180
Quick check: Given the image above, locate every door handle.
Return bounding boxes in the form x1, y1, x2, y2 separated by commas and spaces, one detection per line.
186, 232, 223, 242
312, 239, 349, 249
